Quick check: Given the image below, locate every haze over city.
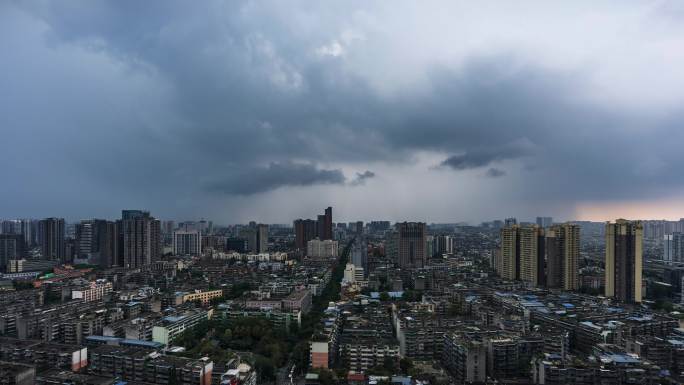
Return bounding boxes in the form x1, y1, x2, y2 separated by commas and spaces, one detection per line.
3, 2, 684, 385
3, 1, 684, 223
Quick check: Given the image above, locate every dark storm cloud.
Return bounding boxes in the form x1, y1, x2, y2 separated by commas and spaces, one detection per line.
350, 170, 376, 186
485, 168, 506, 178
2, 1, 684, 221
440, 139, 535, 170
208, 162, 346, 195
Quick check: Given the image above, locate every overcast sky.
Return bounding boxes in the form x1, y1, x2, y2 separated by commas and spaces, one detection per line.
2, 1, 684, 224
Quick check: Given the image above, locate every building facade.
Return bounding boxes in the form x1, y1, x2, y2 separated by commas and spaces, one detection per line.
39, 218, 65, 262
546, 223, 580, 290
173, 230, 202, 256
121, 210, 161, 268
395, 222, 427, 269
605, 219, 643, 303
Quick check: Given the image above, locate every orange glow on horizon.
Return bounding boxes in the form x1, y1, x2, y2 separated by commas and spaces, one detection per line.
574, 198, 684, 222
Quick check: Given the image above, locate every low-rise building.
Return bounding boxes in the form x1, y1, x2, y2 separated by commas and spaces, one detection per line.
182, 289, 223, 304
71, 280, 113, 302
152, 310, 210, 346
282, 289, 312, 314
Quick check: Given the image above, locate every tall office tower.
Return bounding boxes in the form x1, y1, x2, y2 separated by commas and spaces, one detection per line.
120, 210, 161, 269
395, 222, 427, 269
294, 219, 317, 251
173, 230, 202, 256
39, 218, 65, 261
605, 219, 643, 303
323, 207, 333, 240
0, 234, 26, 271
536, 217, 553, 228
546, 223, 580, 290
664, 233, 684, 264
256, 224, 269, 253
499, 225, 545, 286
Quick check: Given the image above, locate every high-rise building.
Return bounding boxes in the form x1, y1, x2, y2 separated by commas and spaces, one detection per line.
256, 224, 268, 253
499, 226, 518, 280
317, 215, 326, 239
120, 210, 161, 268
664, 233, 684, 264
546, 223, 580, 290
518, 225, 545, 286
173, 230, 202, 256
38, 218, 65, 261
0, 219, 34, 248
369, 221, 391, 233
498, 225, 545, 286
75, 220, 94, 260
605, 219, 643, 303
102, 221, 119, 267
294, 219, 317, 251
350, 237, 368, 273
75, 219, 118, 267
435, 235, 453, 256
0, 234, 26, 271
239, 227, 257, 253
0, 219, 21, 234
536, 217, 553, 228
323, 207, 333, 240
162, 220, 175, 235
395, 222, 427, 269
295, 206, 334, 253
504, 218, 517, 227
225, 238, 248, 253
19, 219, 33, 247
355, 221, 364, 235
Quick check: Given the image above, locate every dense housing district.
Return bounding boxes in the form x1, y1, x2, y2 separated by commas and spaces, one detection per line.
1, 210, 683, 385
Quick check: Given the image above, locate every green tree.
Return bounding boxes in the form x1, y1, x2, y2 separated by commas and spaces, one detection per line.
254, 356, 276, 381
291, 341, 310, 374
399, 357, 413, 374
382, 356, 397, 374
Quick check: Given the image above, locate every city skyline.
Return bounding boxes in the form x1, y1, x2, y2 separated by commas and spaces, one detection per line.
3, 2, 684, 384
3, 2, 684, 223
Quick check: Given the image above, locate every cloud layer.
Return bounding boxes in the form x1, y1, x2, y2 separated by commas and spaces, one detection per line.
2, 1, 684, 222
208, 162, 346, 195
